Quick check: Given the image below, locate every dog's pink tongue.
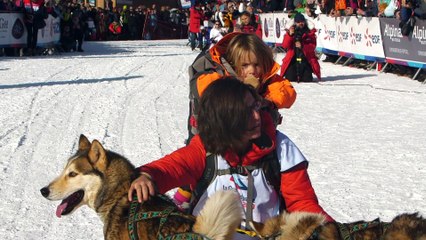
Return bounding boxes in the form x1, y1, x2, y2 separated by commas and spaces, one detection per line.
56, 202, 68, 218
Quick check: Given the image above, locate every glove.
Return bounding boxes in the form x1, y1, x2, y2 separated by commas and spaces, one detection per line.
244, 75, 260, 89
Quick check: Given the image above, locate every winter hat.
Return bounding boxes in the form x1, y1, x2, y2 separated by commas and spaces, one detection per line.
173, 188, 191, 212
294, 13, 305, 22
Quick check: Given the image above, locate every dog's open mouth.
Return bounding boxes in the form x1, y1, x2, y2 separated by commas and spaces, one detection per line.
56, 190, 84, 218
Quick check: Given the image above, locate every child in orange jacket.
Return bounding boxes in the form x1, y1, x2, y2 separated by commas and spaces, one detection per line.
188, 32, 296, 142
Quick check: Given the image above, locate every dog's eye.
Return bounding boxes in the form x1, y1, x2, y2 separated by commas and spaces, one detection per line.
68, 172, 78, 177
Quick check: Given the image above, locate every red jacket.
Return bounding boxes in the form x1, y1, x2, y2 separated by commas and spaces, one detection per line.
189, 7, 203, 33
254, 14, 263, 39
281, 28, 321, 80
139, 112, 334, 222
23, 0, 44, 9
108, 22, 122, 34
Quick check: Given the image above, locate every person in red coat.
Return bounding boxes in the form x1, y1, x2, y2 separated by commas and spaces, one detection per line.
189, 4, 204, 50
108, 21, 122, 35
128, 77, 334, 236
280, 13, 321, 82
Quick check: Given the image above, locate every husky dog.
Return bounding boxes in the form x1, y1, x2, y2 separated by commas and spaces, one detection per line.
250, 211, 426, 240
41, 134, 242, 240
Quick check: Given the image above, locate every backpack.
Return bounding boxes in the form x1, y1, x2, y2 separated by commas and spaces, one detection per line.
190, 150, 285, 214
186, 51, 237, 143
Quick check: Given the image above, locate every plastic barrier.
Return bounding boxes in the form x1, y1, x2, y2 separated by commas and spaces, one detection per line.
259, 13, 425, 72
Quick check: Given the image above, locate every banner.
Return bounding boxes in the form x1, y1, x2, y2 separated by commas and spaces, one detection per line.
315, 14, 338, 52
261, 13, 275, 43
116, 0, 133, 5
335, 16, 385, 60
263, 13, 318, 46
37, 15, 61, 46
0, 13, 60, 48
273, 13, 292, 45
380, 17, 426, 67
180, 0, 191, 9
0, 13, 27, 47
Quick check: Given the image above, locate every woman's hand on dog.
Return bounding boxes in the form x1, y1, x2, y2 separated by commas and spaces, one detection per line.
128, 172, 155, 203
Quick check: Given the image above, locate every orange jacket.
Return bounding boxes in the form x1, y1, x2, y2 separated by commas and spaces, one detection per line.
196, 32, 296, 109
140, 112, 333, 222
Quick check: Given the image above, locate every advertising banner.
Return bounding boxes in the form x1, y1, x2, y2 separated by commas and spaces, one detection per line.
260, 13, 320, 47
0, 13, 60, 47
180, 0, 191, 9
261, 13, 276, 43
37, 15, 61, 46
116, 0, 133, 5
380, 17, 426, 66
316, 14, 338, 52
0, 13, 27, 47
273, 13, 292, 45
335, 16, 385, 59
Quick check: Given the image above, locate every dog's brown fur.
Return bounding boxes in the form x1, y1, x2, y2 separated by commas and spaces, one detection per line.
251, 211, 426, 240
41, 134, 242, 240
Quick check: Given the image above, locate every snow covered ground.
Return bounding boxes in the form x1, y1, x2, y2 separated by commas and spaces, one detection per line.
0, 40, 425, 239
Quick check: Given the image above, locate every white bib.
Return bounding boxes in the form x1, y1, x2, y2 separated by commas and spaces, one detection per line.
192, 130, 307, 240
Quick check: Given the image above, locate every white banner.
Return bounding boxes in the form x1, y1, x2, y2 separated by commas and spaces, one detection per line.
316, 14, 338, 51
259, 13, 385, 60
273, 13, 292, 45
0, 13, 27, 47
180, 0, 191, 9
37, 15, 61, 46
0, 13, 60, 47
335, 16, 384, 58
261, 13, 275, 43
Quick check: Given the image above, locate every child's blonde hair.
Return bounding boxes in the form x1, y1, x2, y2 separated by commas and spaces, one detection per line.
225, 34, 274, 79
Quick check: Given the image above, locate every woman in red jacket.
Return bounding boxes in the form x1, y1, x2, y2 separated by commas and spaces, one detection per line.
128, 77, 333, 238
280, 13, 321, 82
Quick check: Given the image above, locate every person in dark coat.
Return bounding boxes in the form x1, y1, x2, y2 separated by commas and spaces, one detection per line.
71, 4, 86, 52
23, 0, 48, 56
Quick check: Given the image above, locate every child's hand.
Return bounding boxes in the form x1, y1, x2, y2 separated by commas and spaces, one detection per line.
244, 74, 260, 89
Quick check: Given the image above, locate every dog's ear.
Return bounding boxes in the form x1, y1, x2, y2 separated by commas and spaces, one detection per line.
78, 134, 91, 152
88, 140, 107, 171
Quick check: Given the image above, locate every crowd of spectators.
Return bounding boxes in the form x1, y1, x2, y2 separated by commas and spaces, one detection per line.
0, 0, 424, 79
1, 0, 425, 50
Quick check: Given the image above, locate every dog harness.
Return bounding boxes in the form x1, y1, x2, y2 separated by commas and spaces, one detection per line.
306, 219, 391, 240
128, 195, 210, 240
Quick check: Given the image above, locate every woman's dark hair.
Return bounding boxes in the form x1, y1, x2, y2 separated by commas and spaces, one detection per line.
198, 77, 261, 155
